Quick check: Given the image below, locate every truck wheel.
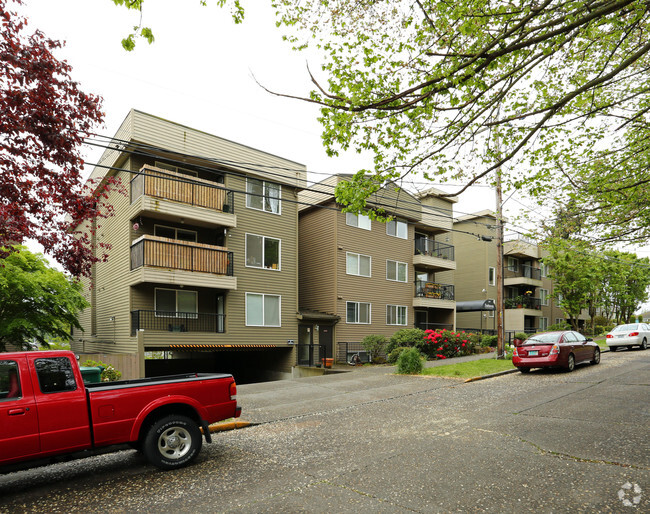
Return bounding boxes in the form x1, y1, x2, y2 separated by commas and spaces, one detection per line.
143, 415, 202, 470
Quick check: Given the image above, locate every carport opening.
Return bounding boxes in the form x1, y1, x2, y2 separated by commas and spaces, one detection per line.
144, 347, 293, 384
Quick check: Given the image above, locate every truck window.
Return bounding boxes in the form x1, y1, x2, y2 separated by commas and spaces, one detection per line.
34, 357, 77, 394
0, 361, 21, 400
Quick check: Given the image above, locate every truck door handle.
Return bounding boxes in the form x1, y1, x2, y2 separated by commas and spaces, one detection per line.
8, 408, 27, 416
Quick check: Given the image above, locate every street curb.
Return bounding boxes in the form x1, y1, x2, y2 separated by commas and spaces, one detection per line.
464, 368, 519, 383
208, 420, 252, 432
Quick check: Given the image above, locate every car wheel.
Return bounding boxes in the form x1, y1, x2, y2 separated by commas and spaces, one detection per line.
566, 354, 575, 372
640, 338, 647, 350
591, 348, 600, 365
519, 367, 530, 373
143, 415, 202, 470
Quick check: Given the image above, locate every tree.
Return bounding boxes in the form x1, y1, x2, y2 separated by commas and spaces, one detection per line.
0, 246, 88, 353
600, 250, 650, 323
1, 0, 118, 277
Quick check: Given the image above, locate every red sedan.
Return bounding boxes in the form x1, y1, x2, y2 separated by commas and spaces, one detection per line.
512, 331, 600, 373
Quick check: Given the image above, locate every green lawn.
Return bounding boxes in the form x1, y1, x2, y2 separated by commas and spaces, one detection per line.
593, 336, 608, 349
421, 358, 516, 379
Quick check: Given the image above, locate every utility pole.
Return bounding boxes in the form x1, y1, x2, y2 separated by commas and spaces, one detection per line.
495, 166, 505, 359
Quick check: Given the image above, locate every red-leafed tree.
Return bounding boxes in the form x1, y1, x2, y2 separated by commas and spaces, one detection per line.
1, 0, 116, 277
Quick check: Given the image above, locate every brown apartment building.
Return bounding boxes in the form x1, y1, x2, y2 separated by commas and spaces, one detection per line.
297, 177, 457, 363
72, 110, 306, 382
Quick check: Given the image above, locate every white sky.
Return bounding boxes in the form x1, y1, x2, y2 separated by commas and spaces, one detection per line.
16, 0, 650, 311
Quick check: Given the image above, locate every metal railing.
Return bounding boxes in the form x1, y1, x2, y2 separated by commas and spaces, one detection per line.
504, 296, 541, 310
504, 265, 541, 280
130, 237, 234, 275
414, 322, 455, 331
337, 342, 374, 364
414, 238, 455, 260
130, 166, 234, 214
297, 344, 327, 367
414, 280, 455, 300
131, 310, 225, 336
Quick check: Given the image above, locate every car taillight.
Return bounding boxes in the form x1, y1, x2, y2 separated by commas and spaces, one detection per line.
513, 347, 519, 357
550, 344, 560, 355
629, 332, 639, 336
606, 334, 613, 338
229, 381, 237, 402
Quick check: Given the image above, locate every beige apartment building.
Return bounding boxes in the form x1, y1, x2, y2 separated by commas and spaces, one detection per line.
298, 177, 457, 363
454, 211, 590, 336
72, 110, 306, 381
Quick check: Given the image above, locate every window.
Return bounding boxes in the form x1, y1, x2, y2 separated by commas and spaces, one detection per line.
345, 212, 371, 230
0, 361, 21, 400
154, 224, 197, 242
539, 317, 548, 331
555, 318, 565, 326
387, 305, 407, 325
488, 267, 496, 286
346, 252, 371, 277
386, 219, 407, 239
540, 289, 549, 306
35, 357, 77, 394
246, 178, 281, 214
507, 257, 518, 271
155, 161, 198, 177
246, 293, 281, 326
246, 234, 280, 270
556, 293, 563, 307
386, 260, 407, 282
540, 262, 548, 277
155, 288, 198, 318
346, 301, 371, 324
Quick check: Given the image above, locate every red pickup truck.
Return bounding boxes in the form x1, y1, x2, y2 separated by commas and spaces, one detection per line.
0, 351, 241, 471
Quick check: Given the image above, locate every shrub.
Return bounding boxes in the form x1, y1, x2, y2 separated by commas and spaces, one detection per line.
387, 346, 411, 364
361, 334, 388, 362
480, 335, 497, 347
547, 322, 570, 331
593, 315, 610, 327
387, 328, 426, 353
396, 347, 423, 374
513, 332, 529, 341
423, 329, 477, 359
82, 359, 122, 382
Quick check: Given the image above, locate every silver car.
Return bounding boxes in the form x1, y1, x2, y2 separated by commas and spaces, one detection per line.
606, 323, 650, 351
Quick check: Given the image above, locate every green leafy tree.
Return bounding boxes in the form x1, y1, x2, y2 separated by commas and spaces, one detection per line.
0, 246, 88, 352
601, 250, 650, 323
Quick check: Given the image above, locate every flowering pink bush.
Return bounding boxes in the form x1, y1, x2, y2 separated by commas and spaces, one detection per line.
423, 329, 477, 359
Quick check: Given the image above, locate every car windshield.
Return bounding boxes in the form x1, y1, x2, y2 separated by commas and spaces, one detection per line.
613, 324, 638, 332
523, 332, 561, 344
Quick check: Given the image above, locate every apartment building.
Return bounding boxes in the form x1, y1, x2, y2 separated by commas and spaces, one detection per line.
72, 110, 306, 381
297, 177, 457, 363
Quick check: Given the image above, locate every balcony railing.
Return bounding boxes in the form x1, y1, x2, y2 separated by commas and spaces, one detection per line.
414, 280, 455, 300
414, 238, 455, 260
504, 297, 542, 310
130, 236, 233, 275
130, 165, 234, 213
504, 265, 541, 280
414, 322, 454, 331
131, 310, 225, 336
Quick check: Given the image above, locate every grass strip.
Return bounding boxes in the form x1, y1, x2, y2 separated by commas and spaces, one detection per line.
421, 358, 515, 379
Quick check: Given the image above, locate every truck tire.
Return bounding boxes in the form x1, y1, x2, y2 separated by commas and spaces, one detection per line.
143, 415, 202, 470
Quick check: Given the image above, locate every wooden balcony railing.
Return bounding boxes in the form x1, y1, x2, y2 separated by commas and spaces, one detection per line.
130, 235, 233, 275
131, 165, 233, 213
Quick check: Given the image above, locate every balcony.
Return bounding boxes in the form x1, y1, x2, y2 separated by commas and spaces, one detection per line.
504, 265, 542, 287
131, 310, 225, 336
504, 296, 542, 312
129, 235, 237, 289
130, 165, 236, 228
413, 280, 455, 309
413, 238, 456, 271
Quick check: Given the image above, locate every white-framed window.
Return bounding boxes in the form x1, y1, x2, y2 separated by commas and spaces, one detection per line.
540, 288, 549, 306
555, 317, 565, 326
387, 305, 407, 325
539, 317, 548, 331
556, 293, 563, 307
245, 293, 281, 327
345, 212, 371, 230
540, 262, 548, 277
155, 161, 198, 177
246, 233, 280, 270
386, 219, 407, 239
507, 256, 518, 271
246, 178, 281, 214
346, 301, 371, 324
155, 288, 198, 318
346, 252, 371, 277
386, 260, 407, 282
488, 267, 496, 286
154, 224, 197, 242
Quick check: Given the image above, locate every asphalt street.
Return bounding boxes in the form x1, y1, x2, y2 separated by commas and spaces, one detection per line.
0, 350, 648, 513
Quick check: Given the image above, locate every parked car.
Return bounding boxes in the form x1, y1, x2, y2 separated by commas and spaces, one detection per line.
512, 331, 600, 373
1, 351, 241, 472
606, 323, 650, 351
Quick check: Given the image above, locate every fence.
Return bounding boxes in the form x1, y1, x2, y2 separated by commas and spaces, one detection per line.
131, 310, 225, 336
